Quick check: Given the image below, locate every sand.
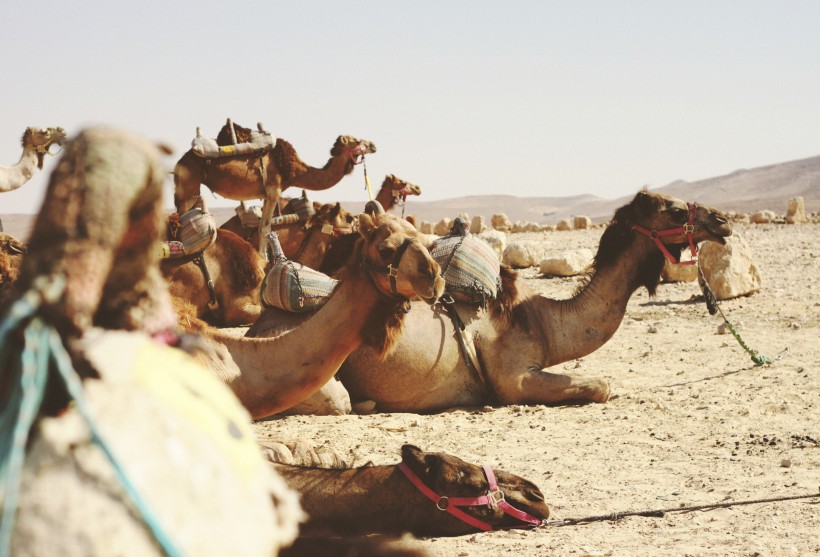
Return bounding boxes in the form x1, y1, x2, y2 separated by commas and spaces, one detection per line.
256, 222, 819, 556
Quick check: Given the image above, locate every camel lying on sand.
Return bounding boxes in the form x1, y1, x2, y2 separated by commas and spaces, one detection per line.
196, 203, 445, 419
3, 127, 300, 557
336, 190, 732, 412
0, 126, 67, 193
275, 444, 549, 537
0, 232, 26, 296
173, 120, 375, 255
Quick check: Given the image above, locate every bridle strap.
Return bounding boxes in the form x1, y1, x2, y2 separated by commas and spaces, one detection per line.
397, 462, 543, 532
346, 141, 368, 165
361, 237, 414, 296
631, 202, 698, 266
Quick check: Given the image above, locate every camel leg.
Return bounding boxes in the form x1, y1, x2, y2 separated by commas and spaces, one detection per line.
494, 368, 611, 405
258, 181, 283, 258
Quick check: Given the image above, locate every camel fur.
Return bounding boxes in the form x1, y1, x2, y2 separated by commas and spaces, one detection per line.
375, 174, 422, 213
335, 190, 733, 412
173, 120, 375, 256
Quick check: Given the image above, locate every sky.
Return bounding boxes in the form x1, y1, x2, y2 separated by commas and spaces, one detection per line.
2, 1, 819, 215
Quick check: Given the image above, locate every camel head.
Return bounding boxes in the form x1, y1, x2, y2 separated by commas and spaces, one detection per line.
331, 135, 377, 169
382, 174, 422, 198
22, 126, 68, 168
398, 444, 550, 535
356, 209, 444, 305
596, 189, 732, 294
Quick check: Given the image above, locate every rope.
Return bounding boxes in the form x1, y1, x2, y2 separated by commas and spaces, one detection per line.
697, 263, 787, 366
0, 275, 186, 557
362, 156, 373, 201
543, 490, 820, 526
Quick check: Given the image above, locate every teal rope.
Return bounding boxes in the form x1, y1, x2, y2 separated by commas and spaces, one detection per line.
0, 276, 185, 557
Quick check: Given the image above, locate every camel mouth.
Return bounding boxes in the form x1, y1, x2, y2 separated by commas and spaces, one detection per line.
703, 218, 732, 244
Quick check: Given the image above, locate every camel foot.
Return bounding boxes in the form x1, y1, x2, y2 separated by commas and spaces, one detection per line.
593, 380, 612, 403
258, 438, 350, 468
352, 400, 377, 415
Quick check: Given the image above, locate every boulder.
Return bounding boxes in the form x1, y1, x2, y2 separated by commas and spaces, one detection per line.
491, 213, 512, 232
503, 241, 550, 268
661, 259, 698, 282
573, 215, 592, 229
750, 210, 776, 224
469, 215, 486, 234
418, 220, 434, 235
539, 248, 594, 276
477, 230, 507, 260
540, 224, 556, 232
785, 196, 806, 224
524, 222, 542, 232
555, 219, 572, 231
511, 221, 528, 233
433, 218, 452, 236
697, 233, 762, 300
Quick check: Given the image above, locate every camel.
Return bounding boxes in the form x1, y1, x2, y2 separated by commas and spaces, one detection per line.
275, 444, 550, 537
199, 205, 445, 419
0, 126, 67, 193
328, 190, 732, 412
3, 127, 301, 557
0, 232, 26, 297
173, 120, 376, 255
375, 174, 422, 214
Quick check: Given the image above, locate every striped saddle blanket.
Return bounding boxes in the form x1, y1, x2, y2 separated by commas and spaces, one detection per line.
430, 227, 501, 305
191, 129, 275, 159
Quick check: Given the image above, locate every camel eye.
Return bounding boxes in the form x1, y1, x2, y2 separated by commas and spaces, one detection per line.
379, 246, 395, 260
669, 206, 688, 222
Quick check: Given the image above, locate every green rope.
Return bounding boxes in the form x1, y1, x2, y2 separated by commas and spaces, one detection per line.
0, 275, 185, 557
697, 264, 784, 366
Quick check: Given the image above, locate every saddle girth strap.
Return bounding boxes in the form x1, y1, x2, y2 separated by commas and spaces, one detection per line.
439, 296, 493, 398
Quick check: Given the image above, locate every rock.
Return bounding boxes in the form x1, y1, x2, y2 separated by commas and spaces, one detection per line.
785, 196, 806, 224
698, 234, 762, 300
539, 248, 594, 276
556, 219, 572, 231
750, 210, 776, 224
418, 220, 434, 235
491, 213, 512, 232
573, 215, 592, 229
469, 215, 486, 234
661, 259, 698, 282
503, 241, 550, 268
477, 229, 507, 260
433, 218, 452, 236
524, 222, 543, 232
511, 220, 528, 233
540, 224, 556, 232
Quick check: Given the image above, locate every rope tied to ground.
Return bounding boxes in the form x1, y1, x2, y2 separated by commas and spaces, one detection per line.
0, 274, 186, 557
542, 490, 820, 526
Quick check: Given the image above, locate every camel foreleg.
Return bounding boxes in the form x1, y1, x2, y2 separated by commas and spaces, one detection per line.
258, 186, 282, 258
495, 367, 611, 405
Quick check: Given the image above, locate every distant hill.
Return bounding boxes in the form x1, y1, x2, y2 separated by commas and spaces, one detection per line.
3, 154, 818, 239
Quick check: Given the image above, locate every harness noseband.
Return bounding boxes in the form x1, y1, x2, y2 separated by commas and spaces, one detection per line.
397, 461, 543, 531
631, 202, 699, 265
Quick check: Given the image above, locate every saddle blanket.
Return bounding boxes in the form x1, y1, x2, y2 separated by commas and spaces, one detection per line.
192, 130, 276, 159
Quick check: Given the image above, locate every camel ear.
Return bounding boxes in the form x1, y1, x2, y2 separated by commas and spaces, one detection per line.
358, 213, 375, 235
405, 215, 416, 227
400, 444, 425, 467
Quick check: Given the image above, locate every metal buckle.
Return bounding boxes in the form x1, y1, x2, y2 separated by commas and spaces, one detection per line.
436, 496, 449, 511
684, 224, 695, 234
488, 488, 505, 508
387, 265, 399, 278
649, 230, 659, 240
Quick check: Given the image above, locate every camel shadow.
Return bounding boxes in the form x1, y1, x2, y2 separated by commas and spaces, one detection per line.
657, 364, 759, 388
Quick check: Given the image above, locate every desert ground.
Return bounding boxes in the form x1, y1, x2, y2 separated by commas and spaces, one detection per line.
257, 221, 819, 556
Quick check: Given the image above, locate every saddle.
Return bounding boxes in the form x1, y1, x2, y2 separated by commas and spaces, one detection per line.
160, 197, 217, 260
190, 118, 276, 159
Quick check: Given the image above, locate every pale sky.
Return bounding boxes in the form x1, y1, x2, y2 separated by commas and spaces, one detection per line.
2, 1, 819, 215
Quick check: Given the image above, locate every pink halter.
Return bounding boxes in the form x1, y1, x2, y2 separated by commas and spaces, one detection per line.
631, 202, 699, 265
397, 461, 543, 531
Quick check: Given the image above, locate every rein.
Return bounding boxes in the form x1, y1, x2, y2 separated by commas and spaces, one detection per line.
632, 203, 698, 265
397, 462, 543, 532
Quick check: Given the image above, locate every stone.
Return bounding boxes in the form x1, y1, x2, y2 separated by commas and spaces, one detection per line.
503, 241, 551, 268
433, 218, 452, 236
555, 219, 572, 231
418, 220, 434, 235
539, 248, 594, 276
573, 215, 592, 229
491, 213, 512, 232
469, 215, 486, 234
785, 196, 806, 224
524, 222, 542, 232
477, 230, 507, 260
750, 210, 776, 224
661, 259, 699, 282
698, 233, 762, 300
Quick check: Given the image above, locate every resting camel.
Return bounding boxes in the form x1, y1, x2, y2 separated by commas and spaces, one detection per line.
276, 444, 549, 537
0, 126, 67, 193
4, 127, 300, 556
0, 232, 26, 296
375, 174, 422, 214
333, 190, 733, 412
197, 205, 445, 419
173, 120, 376, 255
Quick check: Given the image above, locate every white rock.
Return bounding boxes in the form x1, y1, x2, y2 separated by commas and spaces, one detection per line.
503, 241, 550, 268
491, 213, 512, 232
477, 230, 507, 260
750, 210, 776, 224
698, 233, 762, 300
785, 196, 806, 224
433, 218, 452, 236
556, 219, 572, 231
661, 259, 699, 282
573, 215, 592, 229
539, 248, 594, 276
469, 215, 486, 234
418, 221, 434, 235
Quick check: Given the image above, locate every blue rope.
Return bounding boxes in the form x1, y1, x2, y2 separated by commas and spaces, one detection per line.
0, 276, 185, 557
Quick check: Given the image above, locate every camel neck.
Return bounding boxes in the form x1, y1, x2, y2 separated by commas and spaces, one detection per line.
273, 464, 454, 536
374, 188, 396, 212
0, 148, 39, 193
286, 154, 353, 191
535, 239, 662, 366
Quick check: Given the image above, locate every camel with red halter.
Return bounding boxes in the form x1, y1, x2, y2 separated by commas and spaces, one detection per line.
374, 174, 422, 215
173, 119, 375, 256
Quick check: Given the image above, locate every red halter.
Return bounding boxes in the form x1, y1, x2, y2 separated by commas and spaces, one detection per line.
631, 202, 699, 265
397, 461, 543, 532
346, 141, 368, 165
